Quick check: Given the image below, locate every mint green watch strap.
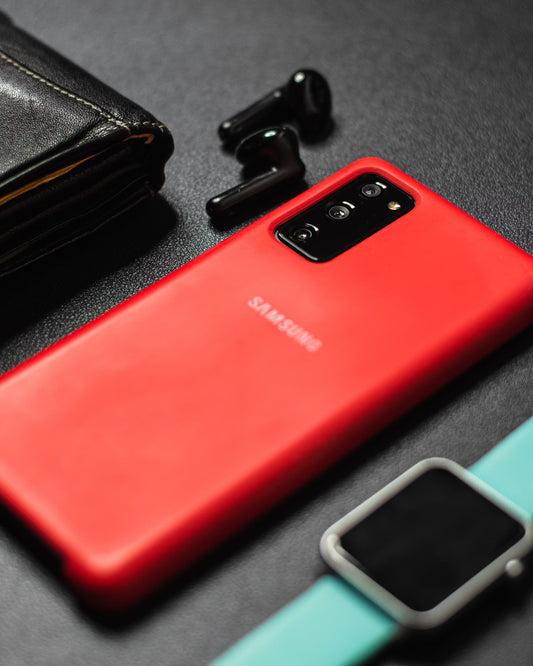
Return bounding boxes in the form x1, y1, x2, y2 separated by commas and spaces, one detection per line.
470, 418, 533, 518
210, 575, 398, 666
212, 418, 533, 666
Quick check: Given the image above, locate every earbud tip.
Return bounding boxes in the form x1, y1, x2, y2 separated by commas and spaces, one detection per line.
206, 195, 224, 218
218, 119, 234, 143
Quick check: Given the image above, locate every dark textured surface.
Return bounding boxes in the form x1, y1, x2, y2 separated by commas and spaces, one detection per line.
1, 1, 533, 665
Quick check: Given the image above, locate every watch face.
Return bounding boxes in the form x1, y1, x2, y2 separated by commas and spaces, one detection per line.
320, 458, 533, 629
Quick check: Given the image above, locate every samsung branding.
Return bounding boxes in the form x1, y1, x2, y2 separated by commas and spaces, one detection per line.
247, 296, 323, 352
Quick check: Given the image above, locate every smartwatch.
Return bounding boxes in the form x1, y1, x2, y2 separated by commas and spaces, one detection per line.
209, 418, 533, 665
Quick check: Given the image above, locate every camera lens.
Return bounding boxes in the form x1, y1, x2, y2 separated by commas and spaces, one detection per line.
291, 225, 315, 242
361, 183, 382, 198
327, 204, 351, 221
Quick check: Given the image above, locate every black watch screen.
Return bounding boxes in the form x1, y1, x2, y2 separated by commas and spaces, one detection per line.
339, 467, 525, 612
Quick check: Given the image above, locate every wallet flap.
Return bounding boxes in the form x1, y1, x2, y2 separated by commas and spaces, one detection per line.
0, 14, 173, 275
0, 48, 120, 190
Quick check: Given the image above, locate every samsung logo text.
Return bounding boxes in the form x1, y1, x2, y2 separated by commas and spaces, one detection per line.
247, 296, 323, 352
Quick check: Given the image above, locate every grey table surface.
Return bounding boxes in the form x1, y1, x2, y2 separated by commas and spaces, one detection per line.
1, 1, 533, 665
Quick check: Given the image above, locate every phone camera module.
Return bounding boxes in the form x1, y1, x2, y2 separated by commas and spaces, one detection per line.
361, 183, 382, 198
291, 224, 316, 243
326, 204, 351, 221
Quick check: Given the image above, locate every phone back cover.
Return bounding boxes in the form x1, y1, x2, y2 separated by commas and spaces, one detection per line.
1, 158, 533, 609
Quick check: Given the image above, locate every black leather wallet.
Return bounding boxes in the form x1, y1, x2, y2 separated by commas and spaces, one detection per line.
0, 11, 174, 276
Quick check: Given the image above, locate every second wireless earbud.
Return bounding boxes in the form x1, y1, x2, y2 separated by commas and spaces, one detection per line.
208, 69, 331, 222
206, 127, 305, 221
218, 69, 332, 147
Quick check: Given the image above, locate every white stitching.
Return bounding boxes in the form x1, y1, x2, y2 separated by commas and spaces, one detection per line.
0, 48, 131, 131
131, 120, 167, 131
0, 50, 170, 137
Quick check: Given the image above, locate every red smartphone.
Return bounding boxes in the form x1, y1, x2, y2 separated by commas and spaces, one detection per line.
1, 158, 533, 611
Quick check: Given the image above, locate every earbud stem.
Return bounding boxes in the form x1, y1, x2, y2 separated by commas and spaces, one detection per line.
206, 163, 304, 220
218, 88, 287, 146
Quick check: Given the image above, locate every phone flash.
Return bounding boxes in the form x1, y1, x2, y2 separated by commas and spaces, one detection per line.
388, 201, 401, 210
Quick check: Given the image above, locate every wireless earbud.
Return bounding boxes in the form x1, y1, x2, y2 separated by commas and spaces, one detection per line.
218, 69, 332, 147
206, 126, 305, 221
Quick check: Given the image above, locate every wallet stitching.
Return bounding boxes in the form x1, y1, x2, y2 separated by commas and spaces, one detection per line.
0, 49, 167, 134
131, 121, 167, 132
